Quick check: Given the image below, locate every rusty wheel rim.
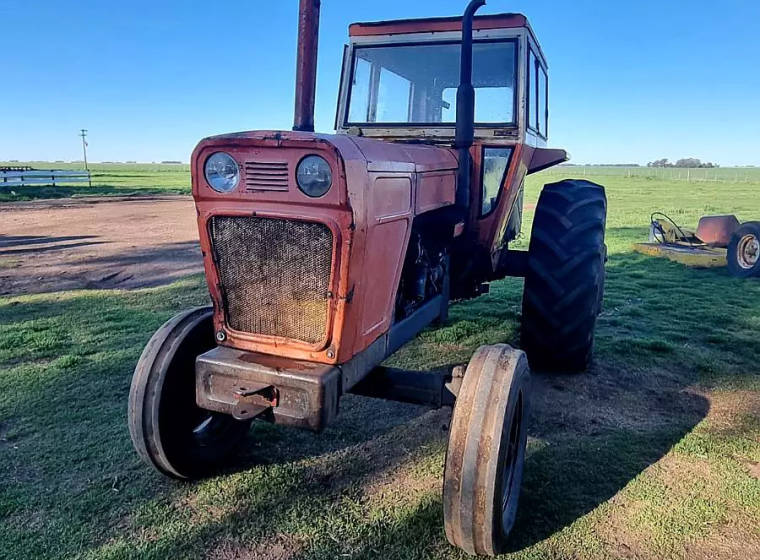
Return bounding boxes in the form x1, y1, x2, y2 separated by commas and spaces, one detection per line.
501, 390, 524, 532
737, 234, 760, 270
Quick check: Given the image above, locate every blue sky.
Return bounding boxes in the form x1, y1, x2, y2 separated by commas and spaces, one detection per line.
2, 0, 759, 165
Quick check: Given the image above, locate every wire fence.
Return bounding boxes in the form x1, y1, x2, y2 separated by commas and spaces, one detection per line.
540, 166, 760, 184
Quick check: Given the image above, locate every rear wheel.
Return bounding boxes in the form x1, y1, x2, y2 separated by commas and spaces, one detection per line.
128, 307, 251, 480
443, 345, 530, 557
521, 180, 607, 373
728, 222, 760, 278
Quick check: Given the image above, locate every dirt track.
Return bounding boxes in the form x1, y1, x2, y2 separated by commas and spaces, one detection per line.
0, 196, 203, 296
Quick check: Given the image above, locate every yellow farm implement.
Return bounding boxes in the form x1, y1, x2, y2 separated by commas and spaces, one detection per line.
633, 213, 760, 278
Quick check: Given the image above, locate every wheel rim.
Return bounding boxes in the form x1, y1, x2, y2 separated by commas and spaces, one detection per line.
737, 234, 760, 270
191, 413, 240, 447
501, 390, 524, 533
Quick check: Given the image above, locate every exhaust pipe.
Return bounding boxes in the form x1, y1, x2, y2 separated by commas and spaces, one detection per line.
293, 0, 321, 132
455, 0, 487, 215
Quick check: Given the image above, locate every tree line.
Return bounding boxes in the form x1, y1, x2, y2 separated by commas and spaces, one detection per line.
647, 158, 720, 168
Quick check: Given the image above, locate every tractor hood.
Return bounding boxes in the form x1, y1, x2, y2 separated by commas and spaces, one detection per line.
192, 130, 459, 204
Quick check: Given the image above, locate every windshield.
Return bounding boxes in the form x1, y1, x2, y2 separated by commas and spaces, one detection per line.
346, 40, 517, 127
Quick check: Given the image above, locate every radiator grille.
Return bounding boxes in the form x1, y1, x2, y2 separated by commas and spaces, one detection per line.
210, 216, 333, 345
244, 161, 289, 191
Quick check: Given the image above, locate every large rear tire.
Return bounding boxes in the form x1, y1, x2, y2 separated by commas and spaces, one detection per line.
521, 180, 607, 373
444, 345, 530, 557
128, 307, 251, 480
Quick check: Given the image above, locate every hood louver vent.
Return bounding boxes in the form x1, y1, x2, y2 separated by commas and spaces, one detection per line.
244, 161, 289, 192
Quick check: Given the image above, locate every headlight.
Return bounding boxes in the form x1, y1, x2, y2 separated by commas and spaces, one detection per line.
296, 155, 332, 198
204, 152, 240, 193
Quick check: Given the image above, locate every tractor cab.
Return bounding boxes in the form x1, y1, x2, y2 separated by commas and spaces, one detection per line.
337, 14, 549, 148
332, 12, 568, 281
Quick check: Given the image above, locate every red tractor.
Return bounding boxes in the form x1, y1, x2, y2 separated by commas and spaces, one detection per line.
129, 1, 606, 555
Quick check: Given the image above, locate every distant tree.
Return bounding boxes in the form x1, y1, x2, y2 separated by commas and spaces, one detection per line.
647, 158, 723, 169
671, 158, 721, 168
675, 158, 704, 168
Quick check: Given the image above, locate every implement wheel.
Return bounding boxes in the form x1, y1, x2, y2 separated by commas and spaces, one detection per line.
128, 307, 251, 480
444, 345, 530, 557
728, 222, 760, 278
521, 179, 607, 373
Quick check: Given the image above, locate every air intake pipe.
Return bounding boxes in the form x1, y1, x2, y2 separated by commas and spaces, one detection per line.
293, 0, 321, 132
455, 0, 487, 216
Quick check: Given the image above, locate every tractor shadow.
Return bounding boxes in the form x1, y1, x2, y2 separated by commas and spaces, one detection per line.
504, 247, 755, 551
216, 250, 734, 556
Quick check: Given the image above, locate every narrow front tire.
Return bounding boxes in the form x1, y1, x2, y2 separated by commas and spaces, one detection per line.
128, 307, 251, 480
444, 345, 530, 557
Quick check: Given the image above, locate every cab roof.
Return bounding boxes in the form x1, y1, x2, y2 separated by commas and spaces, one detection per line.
349, 13, 529, 37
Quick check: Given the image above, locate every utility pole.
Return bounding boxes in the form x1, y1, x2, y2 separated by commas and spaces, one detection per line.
79, 129, 89, 172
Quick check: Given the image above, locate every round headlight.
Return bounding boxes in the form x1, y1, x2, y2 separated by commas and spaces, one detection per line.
204, 152, 240, 193
296, 155, 332, 198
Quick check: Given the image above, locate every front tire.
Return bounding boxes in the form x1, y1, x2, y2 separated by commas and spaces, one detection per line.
128, 307, 251, 480
521, 180, 607, 373
443, 345, 530, 557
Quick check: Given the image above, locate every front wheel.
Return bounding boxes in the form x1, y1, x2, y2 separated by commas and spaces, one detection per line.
521, 180, 607, 373
128, 307, 251, 480
443, 345, 530, 557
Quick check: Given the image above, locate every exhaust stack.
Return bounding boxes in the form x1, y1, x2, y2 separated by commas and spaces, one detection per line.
293, 0, 321, 132
455, 0, 487, 215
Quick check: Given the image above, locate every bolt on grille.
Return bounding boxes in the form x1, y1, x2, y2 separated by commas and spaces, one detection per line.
244, 161, 289, 191
209, 216, 333, 345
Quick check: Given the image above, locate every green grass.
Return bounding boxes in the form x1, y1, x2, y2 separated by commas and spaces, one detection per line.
1, 172, 760, 559
2, 162, 758, 203
0, 162, 191, 201
558, 165, 760, 184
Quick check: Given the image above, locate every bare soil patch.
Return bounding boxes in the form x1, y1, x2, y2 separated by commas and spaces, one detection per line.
0, 196, 203, 295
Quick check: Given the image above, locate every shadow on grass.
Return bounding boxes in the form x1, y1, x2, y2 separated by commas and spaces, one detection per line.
0, 235, 99, 250
3, 245, 760, 558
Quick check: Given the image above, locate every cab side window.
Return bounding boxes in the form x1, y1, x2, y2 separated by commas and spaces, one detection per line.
528, 48, 548, 137
481, 147, 513, 216
528, 50, 538, 131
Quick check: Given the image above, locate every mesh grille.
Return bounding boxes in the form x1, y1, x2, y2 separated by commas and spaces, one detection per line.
244, 161, 289, 191
210, 217, 333, 345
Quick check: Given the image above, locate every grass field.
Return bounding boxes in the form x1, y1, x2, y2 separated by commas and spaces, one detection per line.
0, 162, 191, 202
1, 169, 759, 559
559, 166, 760, 184
2, 162, 759, 203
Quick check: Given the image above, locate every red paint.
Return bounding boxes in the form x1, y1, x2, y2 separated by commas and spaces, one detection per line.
349, 13, 528, 37
192, 132, 461, 365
